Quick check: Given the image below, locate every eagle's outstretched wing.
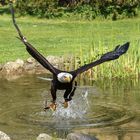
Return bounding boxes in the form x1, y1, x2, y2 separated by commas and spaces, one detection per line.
10, 3, 60, 75
71, 42, 130, 76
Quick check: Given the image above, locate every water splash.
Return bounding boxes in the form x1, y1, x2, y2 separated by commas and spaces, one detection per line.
52, 89, 89, 120
33, 86, 134, 130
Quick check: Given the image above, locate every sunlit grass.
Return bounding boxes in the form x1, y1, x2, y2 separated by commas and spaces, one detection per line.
75, 41, 140, 79
0, 14, 140, 78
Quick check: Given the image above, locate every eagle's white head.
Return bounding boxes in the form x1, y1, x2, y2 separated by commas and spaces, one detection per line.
57, 72, 73, 83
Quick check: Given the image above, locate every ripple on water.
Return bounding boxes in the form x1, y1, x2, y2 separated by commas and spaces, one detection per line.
0, 93, 134, 130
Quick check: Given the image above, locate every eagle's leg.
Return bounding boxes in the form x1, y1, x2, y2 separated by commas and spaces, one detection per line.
44, 83, 57, 111
63, 87, 72, 108
68, 81, 77, 101
50, 83, 57, 111
63, 81, 77, 108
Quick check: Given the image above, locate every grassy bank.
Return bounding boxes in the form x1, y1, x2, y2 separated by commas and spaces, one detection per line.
0, 14, 140, 78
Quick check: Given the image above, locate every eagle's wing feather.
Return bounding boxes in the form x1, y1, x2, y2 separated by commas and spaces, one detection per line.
10, 3, 59, 75
71, 42, 130, 76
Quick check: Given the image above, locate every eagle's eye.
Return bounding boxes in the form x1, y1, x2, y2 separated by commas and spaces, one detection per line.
63, 75, 71, 82
63, 75, 67, 79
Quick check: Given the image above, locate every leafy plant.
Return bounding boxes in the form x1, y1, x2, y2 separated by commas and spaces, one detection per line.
11, 0, 140, 20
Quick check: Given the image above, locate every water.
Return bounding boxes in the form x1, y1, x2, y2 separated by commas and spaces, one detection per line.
0, 74, 139, 140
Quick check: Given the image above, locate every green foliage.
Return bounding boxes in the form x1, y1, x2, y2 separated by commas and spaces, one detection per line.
15, 0, 62, 18
10, 0, 140, 20
87, 0, 139, 20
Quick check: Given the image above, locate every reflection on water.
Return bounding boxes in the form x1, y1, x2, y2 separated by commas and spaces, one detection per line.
0, 74, 139, 140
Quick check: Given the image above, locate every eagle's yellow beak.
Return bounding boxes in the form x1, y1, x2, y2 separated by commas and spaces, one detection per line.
64, 76, 71, 83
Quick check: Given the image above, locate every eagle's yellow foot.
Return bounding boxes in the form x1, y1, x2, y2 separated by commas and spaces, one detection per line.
49, 103, 57, 111
63, 101, 68, 108
44, 103, 57, 111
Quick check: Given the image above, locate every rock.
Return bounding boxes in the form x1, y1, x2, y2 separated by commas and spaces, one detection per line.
46, 56, 64, 68
0, 55, 72, 79
23, 62, 36, 74
24, 63, 36, 71
25, 57, 45, 74
35, 64, 48, 74
37, 133, 52, 140
0, 59, 24, 80
67, 133, 98, 140
37, 133, 65, 140
15, 59, 24, 67
26, 57, 36, 64
0, 131, 11, 140
2, 60, 23, 75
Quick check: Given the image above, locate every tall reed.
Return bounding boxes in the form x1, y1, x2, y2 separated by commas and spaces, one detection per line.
73, 39, 140, 80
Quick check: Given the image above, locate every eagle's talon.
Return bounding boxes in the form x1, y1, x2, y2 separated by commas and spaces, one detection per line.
63, 101, 68, 108
49, 103, 57, 111
44, 106, 50, 111
44, 103, 57, 111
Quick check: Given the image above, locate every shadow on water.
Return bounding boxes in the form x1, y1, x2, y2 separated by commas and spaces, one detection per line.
0, 74, 139, 140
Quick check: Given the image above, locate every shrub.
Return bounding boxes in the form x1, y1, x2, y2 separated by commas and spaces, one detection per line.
1, 0, 140, 19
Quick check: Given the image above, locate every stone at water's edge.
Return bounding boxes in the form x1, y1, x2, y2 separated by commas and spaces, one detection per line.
0, 59, 24, 80
0, 131, 11, 140
36, 133, 52, 140
2, 59, 24, 75
37, 133, 65, 140
26, 57, 36, 64
46, 56, 64, 68
0, 56, 65, 80
67, 133, 98, 140
37, 133, 99, 140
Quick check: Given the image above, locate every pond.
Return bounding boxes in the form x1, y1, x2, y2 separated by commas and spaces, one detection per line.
0, 74, 139, 140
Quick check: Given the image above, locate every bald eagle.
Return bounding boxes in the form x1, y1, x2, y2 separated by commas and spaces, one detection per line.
10, 4, 129, 111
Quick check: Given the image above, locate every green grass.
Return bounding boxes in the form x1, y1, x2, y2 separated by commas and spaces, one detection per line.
0, 14, 140, 78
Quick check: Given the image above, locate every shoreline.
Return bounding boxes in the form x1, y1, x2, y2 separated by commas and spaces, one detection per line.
0, 56, 64, 80
0, 56, 139, 81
